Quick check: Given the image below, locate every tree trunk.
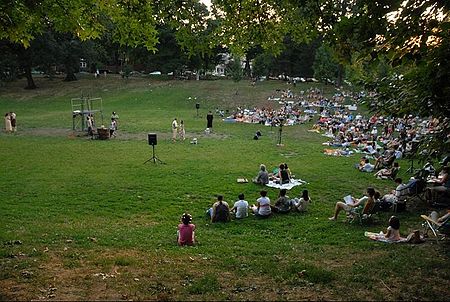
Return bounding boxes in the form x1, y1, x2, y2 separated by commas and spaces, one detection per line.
64, 70, 77, 81
336, 64, 344, 87
24, 66, 36, 89
244, 54, 251, 78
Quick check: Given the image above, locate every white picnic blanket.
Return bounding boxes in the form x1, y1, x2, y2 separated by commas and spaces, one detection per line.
265, 179, 308, 190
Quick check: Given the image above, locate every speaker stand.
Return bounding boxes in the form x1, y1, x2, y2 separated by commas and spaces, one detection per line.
144, 145, 165, 164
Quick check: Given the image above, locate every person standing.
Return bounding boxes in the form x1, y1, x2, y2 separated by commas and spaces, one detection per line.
206, 111, 213, 130
86, 115, 94, 139
4, 113, 12, 132
111, 111, 119, 129
109, 118, 117, 138
10, 112, 16, 132
179, 120, 186, 141
172, 118, 178, 142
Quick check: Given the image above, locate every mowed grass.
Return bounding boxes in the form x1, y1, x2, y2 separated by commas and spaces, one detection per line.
0, 75, 449, 301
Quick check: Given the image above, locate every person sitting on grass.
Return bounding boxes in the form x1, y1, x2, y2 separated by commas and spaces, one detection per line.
359, 158, 375, 173
374, 162, 400, 179
230, 193, 249, 219
328, 187, 377, 221
374, 150, 396, 171
252, 164, 269, 185
272, 189, 291, 213
177, 213, 195, 246
367, 216, 402, 242
291, 189, 311, 212
208, 195, 231, 223
251, 190, 272, 218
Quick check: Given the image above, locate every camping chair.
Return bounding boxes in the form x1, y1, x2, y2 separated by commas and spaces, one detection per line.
348, 201, 380, 225
405, 178, 426, 203
421, 214, 450, 242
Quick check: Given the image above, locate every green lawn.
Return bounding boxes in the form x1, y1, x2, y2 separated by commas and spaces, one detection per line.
0, 75, 449, 301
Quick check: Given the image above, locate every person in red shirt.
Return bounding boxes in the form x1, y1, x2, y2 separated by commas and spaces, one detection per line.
177, 213, 196, 246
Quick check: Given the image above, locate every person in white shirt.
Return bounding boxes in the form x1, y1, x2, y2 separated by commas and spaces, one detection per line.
171, 118, 178, 142
231, 193, 249, 219
251, 190, 271, 217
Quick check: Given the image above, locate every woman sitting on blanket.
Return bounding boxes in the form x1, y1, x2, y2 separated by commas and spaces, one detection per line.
283, 163, 293, 178
367, 216, 401, 242
272, 163, 290, 184
328, 187, 377, 221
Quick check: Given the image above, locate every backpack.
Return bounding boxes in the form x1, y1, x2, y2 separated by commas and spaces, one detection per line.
213, 202, 230, 222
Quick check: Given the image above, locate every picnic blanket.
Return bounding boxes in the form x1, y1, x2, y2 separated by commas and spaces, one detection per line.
364, 232, 407, 243
266, 179, 308, 190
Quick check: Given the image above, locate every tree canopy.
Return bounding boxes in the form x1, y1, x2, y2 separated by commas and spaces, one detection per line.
2, 0, 449, 155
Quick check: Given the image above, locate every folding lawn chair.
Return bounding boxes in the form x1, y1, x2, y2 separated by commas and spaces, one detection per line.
421, 214, 450, 242
348, 202, 380, 225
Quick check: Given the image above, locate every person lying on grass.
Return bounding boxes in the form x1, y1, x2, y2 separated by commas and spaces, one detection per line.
328, 187, 377, 221
177, 213, 195, 246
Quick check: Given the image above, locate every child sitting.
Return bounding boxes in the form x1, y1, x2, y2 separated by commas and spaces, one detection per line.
366, 216, 403, 242
177, 213, 196, 246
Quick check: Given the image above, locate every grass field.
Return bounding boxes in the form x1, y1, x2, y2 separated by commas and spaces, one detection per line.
0, 75, 449, 301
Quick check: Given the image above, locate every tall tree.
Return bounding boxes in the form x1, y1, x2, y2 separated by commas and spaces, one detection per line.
313, 44, 339, 84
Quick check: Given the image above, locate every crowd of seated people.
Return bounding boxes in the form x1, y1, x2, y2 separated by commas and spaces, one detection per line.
203, 187, 313, 225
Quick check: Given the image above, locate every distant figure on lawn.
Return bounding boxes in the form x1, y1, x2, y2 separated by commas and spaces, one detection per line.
10, 112, 16, 132
206, 111, 213, 129
172, 118, 178, 142
179, 120, 186, 141
109, 118, 117, 138
87, 115, 95, 139
177, 213, 196, 246
208, 195, 231, 223
111, 111, 119, 129
253, 164, 269, 185
4, 112, 12, 132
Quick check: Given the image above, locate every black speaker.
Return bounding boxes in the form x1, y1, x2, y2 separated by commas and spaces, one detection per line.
148, 133, 157, 145
195, 103, 200, 109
